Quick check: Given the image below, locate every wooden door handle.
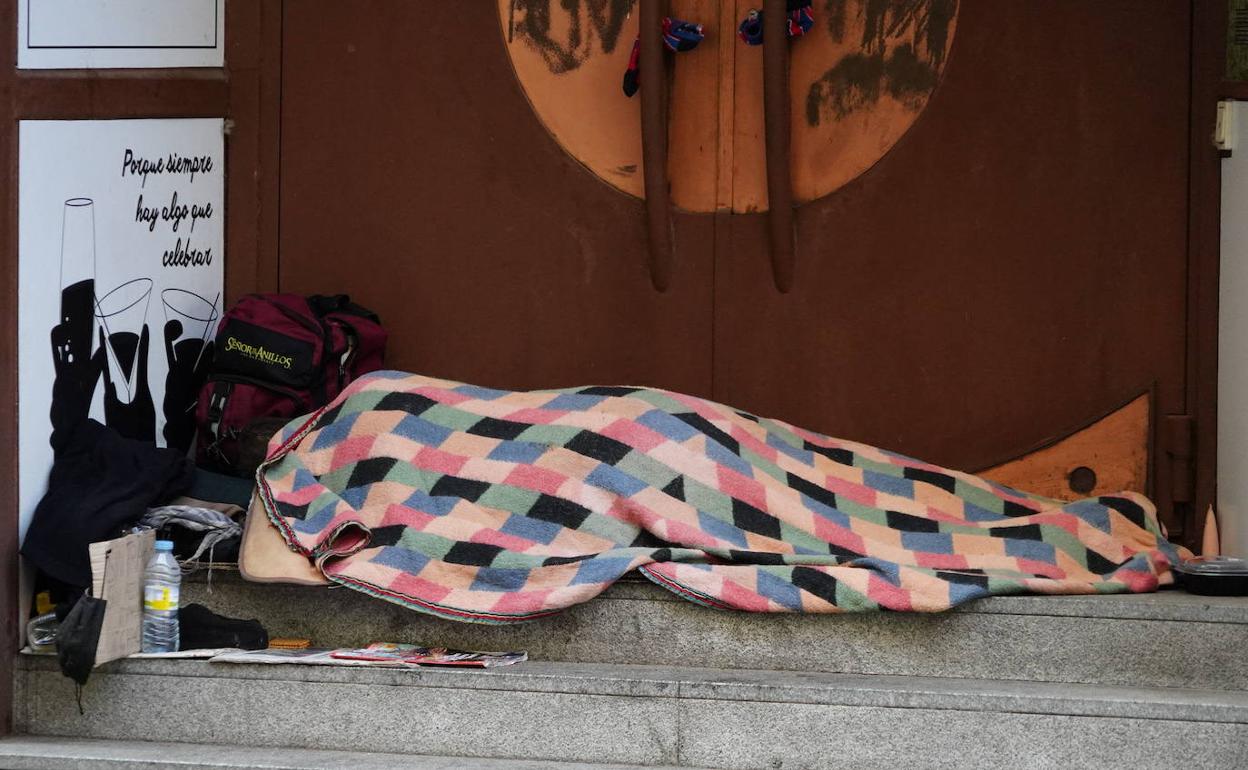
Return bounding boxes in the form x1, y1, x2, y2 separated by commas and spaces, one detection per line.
762, 0, 796, 293
640, 0, 674, 292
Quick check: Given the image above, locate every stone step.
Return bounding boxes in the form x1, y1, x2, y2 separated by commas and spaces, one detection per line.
181, 570, 1248, 690
0, 736, 700, 770
15, 656, 1248, 769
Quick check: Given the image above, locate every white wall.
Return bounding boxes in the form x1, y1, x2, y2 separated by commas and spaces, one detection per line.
1219, 101, 1248, 557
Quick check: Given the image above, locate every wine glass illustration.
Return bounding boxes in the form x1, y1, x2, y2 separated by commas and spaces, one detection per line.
94, 278, 153, 403
160, 288, 219, 451
161, 288, 218, 370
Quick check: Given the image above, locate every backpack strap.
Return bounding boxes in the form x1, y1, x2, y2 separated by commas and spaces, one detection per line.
308, 294, 381, 324
202, 379, 235, 470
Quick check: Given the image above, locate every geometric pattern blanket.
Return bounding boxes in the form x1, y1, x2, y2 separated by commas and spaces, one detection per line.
256, 371, 1188, 623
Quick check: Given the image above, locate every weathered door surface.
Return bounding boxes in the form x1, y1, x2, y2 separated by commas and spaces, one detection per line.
712, 0, 1190, 531
277, 1, 1196, 537
278, 1, 714, 396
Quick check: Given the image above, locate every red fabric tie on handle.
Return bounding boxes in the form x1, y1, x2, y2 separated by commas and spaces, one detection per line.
622, 17, 705, 97
738, 0, 814, 45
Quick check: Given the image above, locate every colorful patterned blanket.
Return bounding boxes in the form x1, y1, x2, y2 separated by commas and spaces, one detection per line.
256, 371, 1186, 622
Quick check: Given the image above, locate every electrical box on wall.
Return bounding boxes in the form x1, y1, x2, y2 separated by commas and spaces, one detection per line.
1218, 100, 1238, 154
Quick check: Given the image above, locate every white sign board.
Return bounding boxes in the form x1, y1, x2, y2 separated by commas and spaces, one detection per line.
19, 119, 225, 541
18, 0, 224, 69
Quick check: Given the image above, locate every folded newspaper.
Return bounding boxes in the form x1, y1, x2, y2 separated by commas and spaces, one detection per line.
211, 643, 526, 669
333, 643, 527, 667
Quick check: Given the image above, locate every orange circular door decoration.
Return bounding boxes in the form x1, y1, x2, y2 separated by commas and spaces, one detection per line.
499, 0, 958, 213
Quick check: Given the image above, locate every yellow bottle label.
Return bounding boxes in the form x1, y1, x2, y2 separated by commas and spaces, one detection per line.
144, 585, 179, 612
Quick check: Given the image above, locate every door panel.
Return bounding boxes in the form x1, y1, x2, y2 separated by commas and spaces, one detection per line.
279, 1, 713, 395
980, 393, 1150, 502
277, 1, 1193, 531
714, 1, 1189, 519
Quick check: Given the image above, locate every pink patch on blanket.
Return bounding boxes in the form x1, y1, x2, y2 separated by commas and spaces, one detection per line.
386, 572, 454, 604
733, 431, 779, 464
866, 572, 913, 610
724, 418, 765, 445
605, 495, 656, 527
381, 503, 434, 530
600, 418, 667, 452
504, 464, 568, 496
418, 387, 470, 405
666, 390, 720, 413
330, 435, 378, 468
503, 407, 566, 424
922, 505, 974, 524
470, 527, 541, 552
489, 589, 555, 615
822, 474, 878, 507
811, 516, 868, 554
719, 575, 774, 612
414, 446, 468, 476
716, 467, 768, 511
1109, 567, 1161, 592
659, 517, 730, 549
282, 484, 321, 507
1013, 557, 1066, 579
913, 552, 971, 570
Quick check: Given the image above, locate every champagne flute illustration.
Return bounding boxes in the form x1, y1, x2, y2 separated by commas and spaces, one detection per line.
59, 198, 95, 327
49, 198, 103, 439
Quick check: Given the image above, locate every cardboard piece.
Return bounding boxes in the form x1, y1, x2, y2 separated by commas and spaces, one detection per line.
239, 494, 327, 586
87, 529, 155, 666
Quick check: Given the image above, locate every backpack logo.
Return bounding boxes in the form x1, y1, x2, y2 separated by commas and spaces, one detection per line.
224, 336, 294, 369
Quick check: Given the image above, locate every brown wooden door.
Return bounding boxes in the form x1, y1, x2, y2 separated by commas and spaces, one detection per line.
274, 0, 1199, 540
277, 1, 713, 396
713, 0, 1192, 532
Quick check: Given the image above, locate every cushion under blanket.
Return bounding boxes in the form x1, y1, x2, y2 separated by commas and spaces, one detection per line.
256, 371, 1187, 622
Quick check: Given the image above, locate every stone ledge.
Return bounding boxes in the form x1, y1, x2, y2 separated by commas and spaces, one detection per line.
18, 655, 1248, 724
188, 568, 1248, 624
0, 736, 699, 770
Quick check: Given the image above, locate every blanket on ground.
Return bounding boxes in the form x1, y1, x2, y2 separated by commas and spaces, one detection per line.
256, 371, 1187, 622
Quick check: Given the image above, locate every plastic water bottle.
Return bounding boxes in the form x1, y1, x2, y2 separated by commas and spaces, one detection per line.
141, 540, 181, 653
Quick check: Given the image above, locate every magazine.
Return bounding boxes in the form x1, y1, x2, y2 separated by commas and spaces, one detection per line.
331, 643, 527, 668
210, 648, 400, 667
210, 644, 526, 669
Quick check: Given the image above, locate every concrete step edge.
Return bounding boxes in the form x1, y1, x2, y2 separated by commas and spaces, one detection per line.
0, 736, 703, 770
169, 573, 1248, 691
18, 655, 1248, 724
187, 570, 1248, 625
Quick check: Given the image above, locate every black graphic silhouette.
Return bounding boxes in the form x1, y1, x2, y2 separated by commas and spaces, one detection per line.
98, 324, 155, 442
160, 289, 218, 452
50, 198, 103, 443
806, 0, 957, 126
509, 0, 635, 74
49, 280, 104, 441
47, 197, 219, 451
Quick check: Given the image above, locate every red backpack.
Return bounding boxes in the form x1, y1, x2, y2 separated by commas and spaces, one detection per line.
194, 293, 387, 473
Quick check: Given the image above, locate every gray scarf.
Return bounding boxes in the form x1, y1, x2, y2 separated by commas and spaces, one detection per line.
139, 504, 242, 565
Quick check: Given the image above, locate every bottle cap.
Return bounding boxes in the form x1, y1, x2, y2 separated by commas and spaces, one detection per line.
154, 540, 175, 552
